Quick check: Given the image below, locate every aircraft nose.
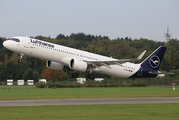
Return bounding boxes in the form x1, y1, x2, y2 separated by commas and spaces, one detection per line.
3, 41, 9, 48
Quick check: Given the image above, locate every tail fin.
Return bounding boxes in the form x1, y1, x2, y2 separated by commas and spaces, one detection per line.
140, 46, 167, 70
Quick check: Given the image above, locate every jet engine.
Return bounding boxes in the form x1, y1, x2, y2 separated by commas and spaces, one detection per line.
46, 61, 64, 70
69, 59, 87, 72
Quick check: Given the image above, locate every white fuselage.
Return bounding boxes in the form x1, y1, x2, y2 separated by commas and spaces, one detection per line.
3, 36, 141, 78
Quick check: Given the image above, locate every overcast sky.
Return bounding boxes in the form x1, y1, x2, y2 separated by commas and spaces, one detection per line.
0, 0, 179, 41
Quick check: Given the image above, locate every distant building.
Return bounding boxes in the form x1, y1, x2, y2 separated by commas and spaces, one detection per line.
7, 80, 13, 86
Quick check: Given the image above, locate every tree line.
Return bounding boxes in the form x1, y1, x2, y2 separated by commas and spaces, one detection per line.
0, 33, 179, 82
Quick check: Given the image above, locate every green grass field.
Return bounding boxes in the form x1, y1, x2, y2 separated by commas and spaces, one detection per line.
0, 85, 178, 100
0, 86, 179, 120
0, 104, 179, 120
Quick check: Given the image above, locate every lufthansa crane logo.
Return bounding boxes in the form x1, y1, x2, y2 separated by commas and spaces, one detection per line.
149, 55, 160, 68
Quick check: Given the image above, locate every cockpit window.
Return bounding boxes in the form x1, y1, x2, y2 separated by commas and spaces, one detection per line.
10, 38, 20, 42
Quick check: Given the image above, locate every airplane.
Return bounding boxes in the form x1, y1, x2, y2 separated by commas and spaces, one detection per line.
3, 36, 173, 79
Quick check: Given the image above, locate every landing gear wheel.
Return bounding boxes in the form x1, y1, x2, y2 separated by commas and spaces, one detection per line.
72, 73, 79, 78
88, 73, 94, 79
18, 60, 22, 63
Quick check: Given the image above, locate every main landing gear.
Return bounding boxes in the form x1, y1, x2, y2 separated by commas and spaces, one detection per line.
72, 72, 79, 78
72, 72, 94, 79
88, 67, 94, 79
18, 54, 24, 63
87, 73, 94, 79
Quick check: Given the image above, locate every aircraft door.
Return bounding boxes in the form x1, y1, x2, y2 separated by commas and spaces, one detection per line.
138, 67, 143, 76
24, 38, 30, 48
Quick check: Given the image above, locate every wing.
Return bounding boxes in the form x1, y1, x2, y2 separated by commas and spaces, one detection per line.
84, 50, 146, 69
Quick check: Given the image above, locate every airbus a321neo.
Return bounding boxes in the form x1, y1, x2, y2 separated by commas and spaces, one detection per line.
3, 36, 173, 79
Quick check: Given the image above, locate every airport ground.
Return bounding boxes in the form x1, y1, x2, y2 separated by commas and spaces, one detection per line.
0, 86, 178, 119
0, 104, 179, 120
0, 85, 179, 100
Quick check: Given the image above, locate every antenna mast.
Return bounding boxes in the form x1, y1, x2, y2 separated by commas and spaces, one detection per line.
164, 25, 171, 42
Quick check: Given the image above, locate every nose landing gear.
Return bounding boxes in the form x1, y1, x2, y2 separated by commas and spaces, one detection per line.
18, 54, 24, 63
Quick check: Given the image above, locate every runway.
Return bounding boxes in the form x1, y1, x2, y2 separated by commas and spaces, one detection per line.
0, 97, 179, 106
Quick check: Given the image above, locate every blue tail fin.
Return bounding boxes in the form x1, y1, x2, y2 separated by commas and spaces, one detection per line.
141, 46, 167, 70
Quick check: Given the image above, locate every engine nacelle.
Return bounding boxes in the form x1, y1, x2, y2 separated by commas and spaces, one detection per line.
69, 59, 87, 72
46, 61, 64, 70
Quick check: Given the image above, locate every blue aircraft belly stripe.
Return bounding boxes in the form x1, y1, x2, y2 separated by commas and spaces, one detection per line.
129, 67, 157, 78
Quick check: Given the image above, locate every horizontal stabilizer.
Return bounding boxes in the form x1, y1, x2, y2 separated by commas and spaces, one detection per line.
149, 71, 174, 75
